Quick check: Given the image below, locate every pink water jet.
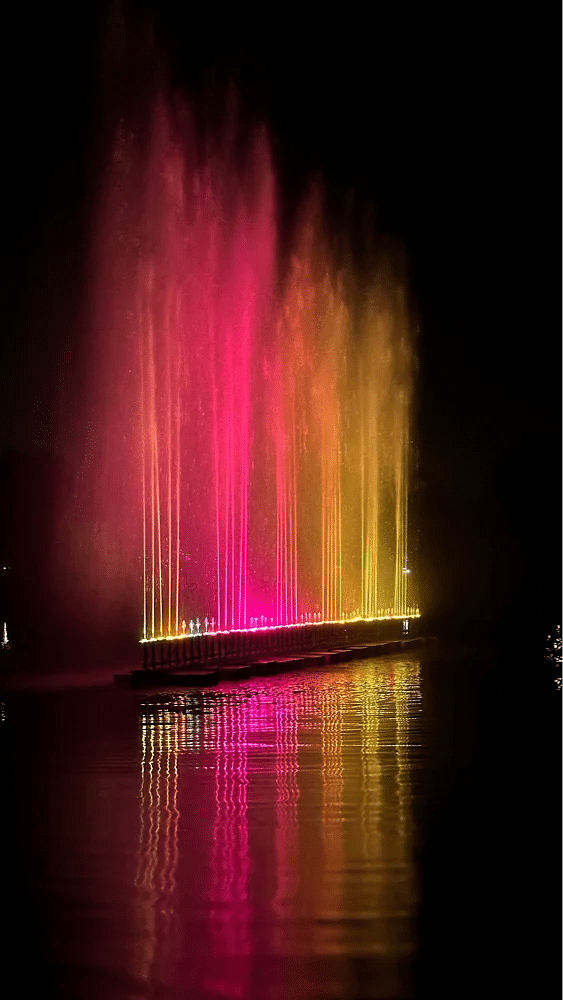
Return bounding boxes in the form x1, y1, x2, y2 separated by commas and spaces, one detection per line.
58, 95, 416, 642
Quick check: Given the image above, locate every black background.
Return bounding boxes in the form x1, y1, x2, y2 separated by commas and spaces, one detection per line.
0, 7, 560, 998
0, 1, 560, 660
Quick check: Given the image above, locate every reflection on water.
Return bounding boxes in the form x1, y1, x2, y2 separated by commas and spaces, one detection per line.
134, 657, 422, 998
4, 648, 559, 1000
135, 702, 181, 983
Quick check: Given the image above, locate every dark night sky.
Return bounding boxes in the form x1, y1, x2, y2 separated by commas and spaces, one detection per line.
0, 1, 560, 662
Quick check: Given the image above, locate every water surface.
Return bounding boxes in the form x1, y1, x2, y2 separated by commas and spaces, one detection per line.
0, 648, 558, 999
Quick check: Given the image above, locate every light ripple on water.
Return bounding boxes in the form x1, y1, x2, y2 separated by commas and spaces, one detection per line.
4, 653, 425, 1000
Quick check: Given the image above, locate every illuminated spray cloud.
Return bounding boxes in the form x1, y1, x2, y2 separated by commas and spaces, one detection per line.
68, 94, 417, 639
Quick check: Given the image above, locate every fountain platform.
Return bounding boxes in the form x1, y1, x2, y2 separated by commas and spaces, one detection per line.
114, 617, 424, 687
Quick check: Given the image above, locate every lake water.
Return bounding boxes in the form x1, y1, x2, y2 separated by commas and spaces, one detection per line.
0, 646, 559, 999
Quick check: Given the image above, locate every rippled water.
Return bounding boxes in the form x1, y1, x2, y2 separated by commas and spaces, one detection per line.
0, 649, 558, 1000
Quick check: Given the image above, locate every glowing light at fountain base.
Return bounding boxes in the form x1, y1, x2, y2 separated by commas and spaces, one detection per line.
139, 612, 421, 644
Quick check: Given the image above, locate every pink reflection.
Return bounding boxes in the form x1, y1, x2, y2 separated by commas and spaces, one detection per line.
131, 663, 423, 994
272, 690, 300, 954
206, 697, 251, 997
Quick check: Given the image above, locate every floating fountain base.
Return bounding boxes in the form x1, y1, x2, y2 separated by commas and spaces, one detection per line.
114, 617, 424, 687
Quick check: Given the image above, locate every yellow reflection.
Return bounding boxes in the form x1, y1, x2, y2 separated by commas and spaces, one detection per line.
348, 658, 421, 956
314, 684, 345, 955
395, 663, 410, 842
359, 669, 382, 863
134, 706, 183, 983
